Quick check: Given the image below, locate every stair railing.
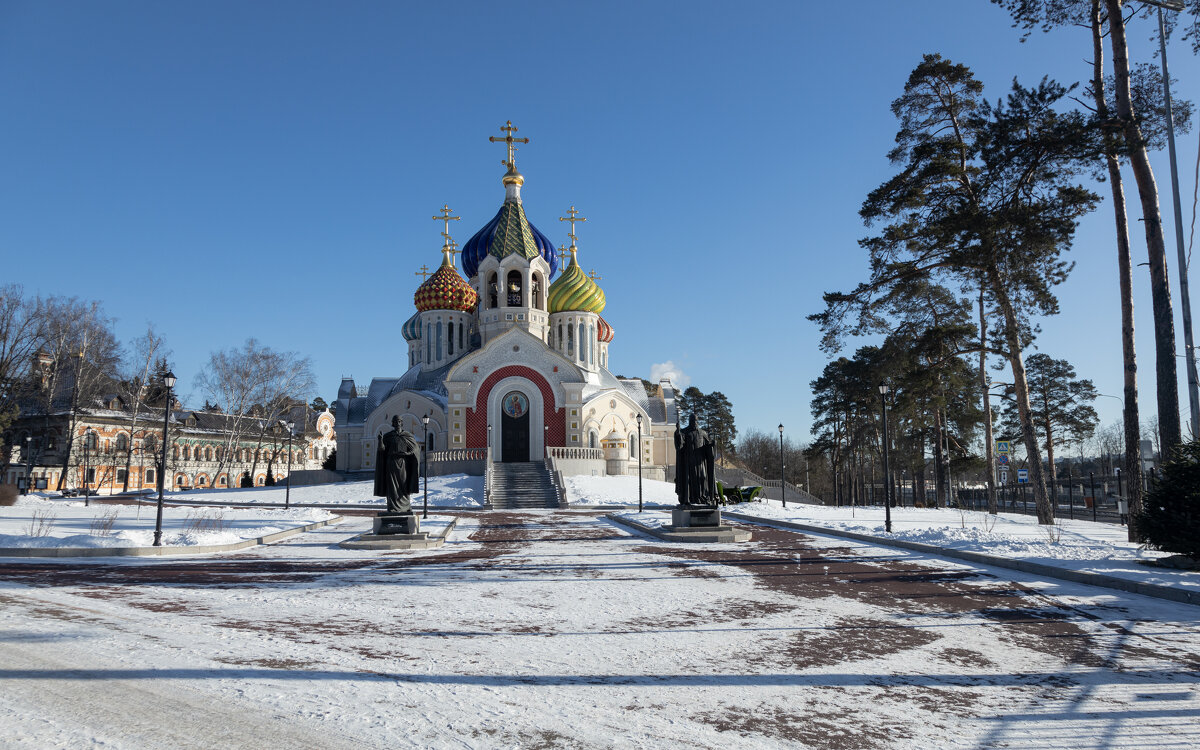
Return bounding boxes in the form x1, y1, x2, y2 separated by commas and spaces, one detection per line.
484, 445, 493, 507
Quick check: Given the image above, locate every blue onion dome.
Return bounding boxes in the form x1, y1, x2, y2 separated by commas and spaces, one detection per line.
402, 311, 421, 341
460, 198, 558, 280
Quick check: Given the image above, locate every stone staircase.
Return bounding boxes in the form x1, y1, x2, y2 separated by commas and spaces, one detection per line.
490, 462, 560, 509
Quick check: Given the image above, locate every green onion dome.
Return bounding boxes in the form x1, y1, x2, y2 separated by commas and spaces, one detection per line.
414, 248, 478, 313
402, 311, 422, 341
597, 316, 614, 343
548, 246, 605, 314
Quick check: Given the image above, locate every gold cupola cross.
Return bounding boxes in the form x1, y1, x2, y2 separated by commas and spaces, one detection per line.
432, 204, 460, 244
559, 206, 587, 247
489, 120, 529, 170
415, 264, 432, 281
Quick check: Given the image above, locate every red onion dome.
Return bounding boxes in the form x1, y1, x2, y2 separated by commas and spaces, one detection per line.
597, 316, 615, 343
414, 249, 478, 313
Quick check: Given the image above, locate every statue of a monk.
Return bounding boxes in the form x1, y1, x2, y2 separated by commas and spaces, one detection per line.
373, 416, 420, 513
674, 413, 716, 506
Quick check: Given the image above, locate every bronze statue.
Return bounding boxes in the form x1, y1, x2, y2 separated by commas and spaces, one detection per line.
373, 416, 420, 513
674, 413, 716, 506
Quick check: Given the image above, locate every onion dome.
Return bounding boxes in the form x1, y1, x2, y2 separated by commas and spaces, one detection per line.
548, 246, 606, 314
402, 311, 422, 342
414, 246, 479, 312
460, 202, 558, 280
596, 316, 614, 343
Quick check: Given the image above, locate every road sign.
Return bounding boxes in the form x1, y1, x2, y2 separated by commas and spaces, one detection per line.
1017, 469, 1028, 484
999, 469, 1009, 484
997, 454, 1009, 465
996, 440, 1012, 455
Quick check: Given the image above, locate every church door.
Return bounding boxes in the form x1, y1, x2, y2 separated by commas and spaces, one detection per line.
500, 390, 530, 462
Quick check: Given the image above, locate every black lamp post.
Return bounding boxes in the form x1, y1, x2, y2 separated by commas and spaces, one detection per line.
422, 414, 430, 519
778, 423, 786, 508
153, 370, 176, 547
280, 419, 294, 509
82, 429, 94, 507
879, 382, 892, 533
23, 435, 32, 495
636, 413, 643, 513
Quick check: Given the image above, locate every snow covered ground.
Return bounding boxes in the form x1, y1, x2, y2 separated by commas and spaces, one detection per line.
564, 473, 678, 506
1, 512, 1197, 749
152, 473, 484, 508
0, 495, 334, 548
728, 499, 1198, 594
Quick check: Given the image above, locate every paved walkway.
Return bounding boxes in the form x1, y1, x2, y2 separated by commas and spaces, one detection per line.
2, 512, 1198, 749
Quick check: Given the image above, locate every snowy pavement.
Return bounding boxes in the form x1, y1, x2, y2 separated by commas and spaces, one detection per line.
150, 474, 484, 508
2, 510, 1198, 748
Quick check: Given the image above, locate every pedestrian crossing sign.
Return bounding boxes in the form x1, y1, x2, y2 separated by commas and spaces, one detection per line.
996, 440, 1011, 455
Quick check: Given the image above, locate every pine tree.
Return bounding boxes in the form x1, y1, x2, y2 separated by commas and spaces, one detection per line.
1134, 440, 1200, 560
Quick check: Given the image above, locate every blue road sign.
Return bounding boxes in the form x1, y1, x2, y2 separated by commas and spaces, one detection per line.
1017, 469, 1028, 484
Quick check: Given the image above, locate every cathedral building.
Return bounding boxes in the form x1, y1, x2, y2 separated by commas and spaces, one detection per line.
335, 123, 677, 481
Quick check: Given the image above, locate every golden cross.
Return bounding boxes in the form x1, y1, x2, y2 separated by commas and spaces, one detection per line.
432, 204, 460, 242
415, 264, 432, 281
556, 245, 569, 265
489, 120, 529, 170
559, 206, 587, 246
446, 240, 461, 264
588, 269, 603, 281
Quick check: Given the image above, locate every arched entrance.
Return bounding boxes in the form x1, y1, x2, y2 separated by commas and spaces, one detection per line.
500, 390, 530, 462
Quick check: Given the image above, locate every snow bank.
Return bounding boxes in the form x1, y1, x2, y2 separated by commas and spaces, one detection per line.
564, 474, 677, 506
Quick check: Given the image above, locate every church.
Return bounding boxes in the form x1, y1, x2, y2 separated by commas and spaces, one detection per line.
334, 122, 678, 485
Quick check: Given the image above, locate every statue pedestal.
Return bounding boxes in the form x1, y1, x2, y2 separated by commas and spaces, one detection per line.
373, 513, 421, 536
671, 505, 721, 529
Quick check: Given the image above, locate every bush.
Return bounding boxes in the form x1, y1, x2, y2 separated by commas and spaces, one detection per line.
1134, 440, 1200, 560
265, 468, 276, 487
322, 448, 337, 472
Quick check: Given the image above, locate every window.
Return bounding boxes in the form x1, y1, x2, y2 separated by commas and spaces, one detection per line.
578, 323, 585, 361
532, 273, 543, 308
86, 468, 95, 483
459, 321, 464, 351
507, 270, 523, 307
84, 432, 99, 450
447, 321, 454, 357
426, 323, 432, 364
205, 447, 213, 461
144, 435, 157, 453
488, 272, 499, 308
218, 475, 227, 487
436, 320, 443, 361
117, 468, 127, 482
567, 324, 574, 356
115, 434, 129, 452
173, 446, 180, 460
182, 446, 191, 461
629, 434, 637, 459
588, 431, 597, 449
145, 468, 156, 485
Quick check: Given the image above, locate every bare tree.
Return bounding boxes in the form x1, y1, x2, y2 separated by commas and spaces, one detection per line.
116, 326, 169, 492
195, 339, 315, 486
0, 285, 45, 471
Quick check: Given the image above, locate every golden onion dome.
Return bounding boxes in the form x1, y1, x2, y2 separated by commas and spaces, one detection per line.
548, 246, 605, 314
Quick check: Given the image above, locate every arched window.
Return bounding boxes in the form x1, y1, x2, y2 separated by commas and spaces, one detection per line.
84, 431, 99, 450
426, 323, 432, 364
447, 321, 455, 356
115, 433, 129, 452
205, 447, 213, 461
557, 323, 564, 352
588, 431, 597, 449
218, 474, 227, 487
172, 445, 179, 460
567, 324, 574, 356
488, 273, 499, 308
436, 320, 443, 361
578, 323, 585, 361
144, 468, 156, 485
459, 321, 464, 351
426, 432, 434, 451
144, 434, 157, 454
507, 270, 523, 307
182, 446, 191, 461
532, 273, 543, 309
587, 324, 594, 365
629, 434, 637, 458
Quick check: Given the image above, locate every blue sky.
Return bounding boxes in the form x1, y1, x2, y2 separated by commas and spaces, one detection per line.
2, 1, 1199, 444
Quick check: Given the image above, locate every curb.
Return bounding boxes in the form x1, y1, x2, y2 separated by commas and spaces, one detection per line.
723, 511, 1199, 609
0, 516, 343, 559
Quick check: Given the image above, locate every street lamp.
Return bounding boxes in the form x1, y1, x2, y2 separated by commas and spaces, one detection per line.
422, 414, 430, 519
153, 370, 176, 547
23, 435, 32, 496
879, 382, 893, 533
279, 419, 294, 509
778, 423, 786, 508
636, 413, 643, 513
82, 428, 94, 507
